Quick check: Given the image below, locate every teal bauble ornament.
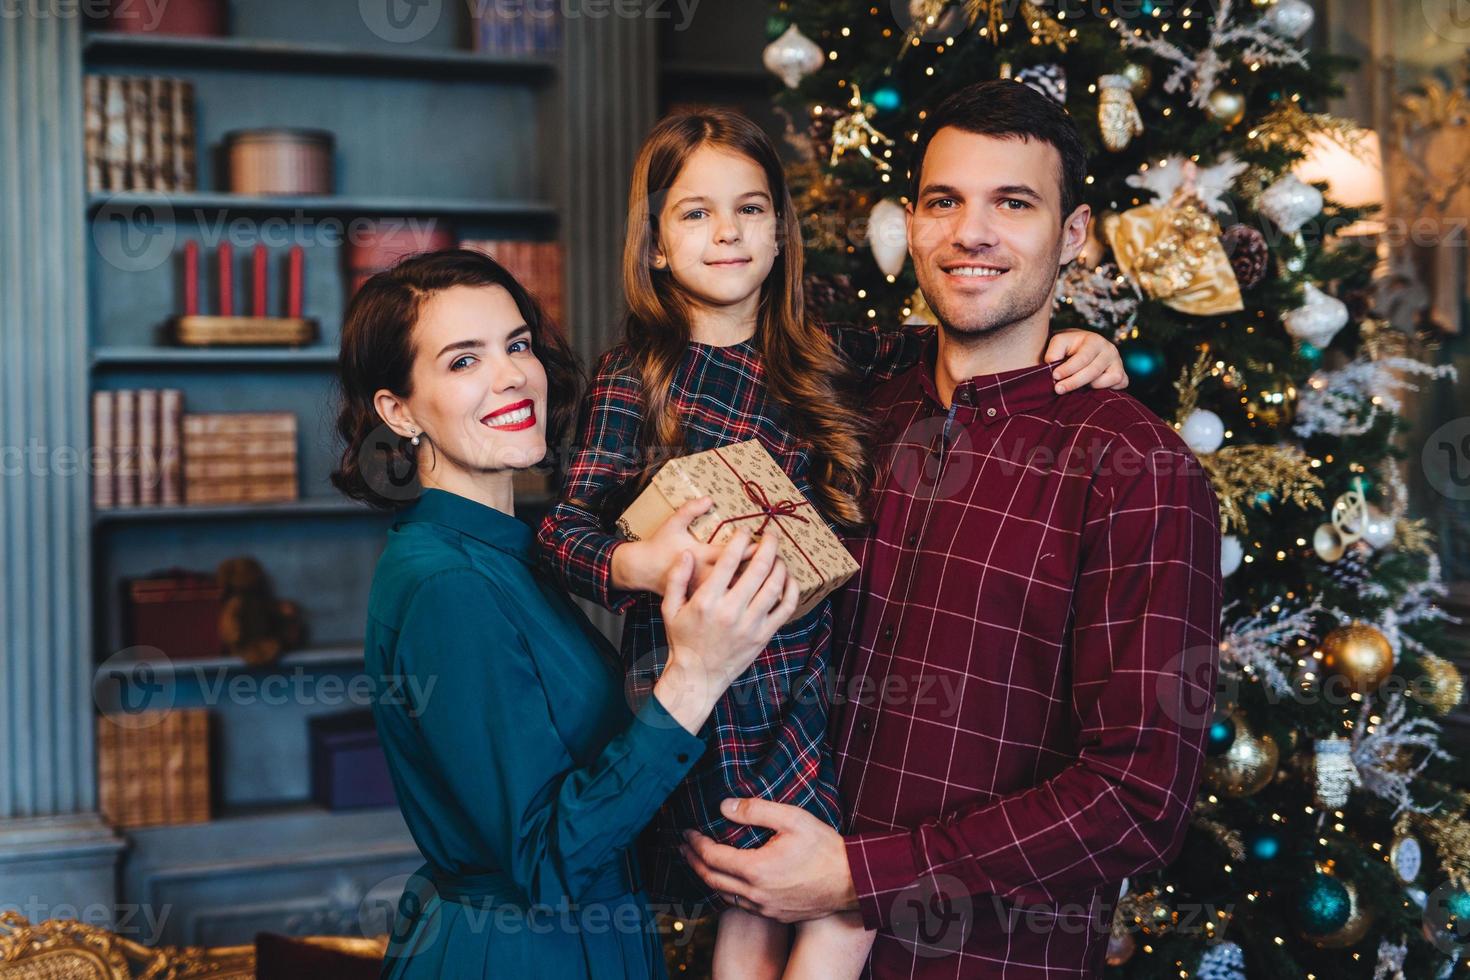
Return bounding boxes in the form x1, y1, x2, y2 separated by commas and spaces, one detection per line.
1246, 828, 1281, 861
1296, 872, 1352, 938
765, 15, 789, 40
1298, 341, 1322, 368
1119, 340, 1167, 390
1207, 713, 1236, 756
872, 85, 902, 113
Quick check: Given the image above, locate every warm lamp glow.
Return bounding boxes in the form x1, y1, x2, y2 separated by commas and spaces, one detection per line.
1296, 129, 1386, 236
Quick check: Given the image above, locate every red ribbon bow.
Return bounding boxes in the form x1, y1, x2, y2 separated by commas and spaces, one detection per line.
709, 480, 813, 541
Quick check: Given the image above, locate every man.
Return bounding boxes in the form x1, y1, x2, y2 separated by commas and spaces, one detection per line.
681, 79, 1223, 976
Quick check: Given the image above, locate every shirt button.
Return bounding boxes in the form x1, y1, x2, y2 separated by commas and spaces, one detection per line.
859, 719, 872, 733
676, 753, 689, 764
906, 532, 918, 547
986, 407, 997, 418
882, 624, 894, 641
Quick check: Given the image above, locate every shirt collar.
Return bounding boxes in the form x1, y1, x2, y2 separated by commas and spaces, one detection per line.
397, 488, 534, 562
916, 336, 1062, 425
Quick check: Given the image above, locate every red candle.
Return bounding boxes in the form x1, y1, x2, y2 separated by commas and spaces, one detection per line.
287, 246, 303, 319
218, 242, 233, 316
183, 241, 198, 316
252, 244, 267, 318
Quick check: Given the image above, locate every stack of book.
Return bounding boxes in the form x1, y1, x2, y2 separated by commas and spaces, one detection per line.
84, 75, 197, 194
460, 239, 565, 327
471, 0, 561, 55
92, 389, 184, 510
97, 708, 211, 830
183, 413, 299, 505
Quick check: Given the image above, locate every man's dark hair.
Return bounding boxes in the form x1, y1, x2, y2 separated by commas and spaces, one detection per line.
909, 79, 1088, 221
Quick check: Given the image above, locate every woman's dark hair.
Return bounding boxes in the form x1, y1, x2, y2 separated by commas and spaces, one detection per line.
331, 248, 582, 510
910, 79, 1088, 221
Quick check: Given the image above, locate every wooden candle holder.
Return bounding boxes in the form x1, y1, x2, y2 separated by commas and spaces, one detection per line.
170, 315, 318, 347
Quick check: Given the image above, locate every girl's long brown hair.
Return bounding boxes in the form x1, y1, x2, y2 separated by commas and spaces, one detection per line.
622, 107, 873, 527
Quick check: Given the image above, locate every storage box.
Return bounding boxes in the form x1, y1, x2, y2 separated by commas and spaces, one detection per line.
616, 439, 859, 621
124, 569, 223, 660
309, 710, 396, 811
225, 128, 333, 196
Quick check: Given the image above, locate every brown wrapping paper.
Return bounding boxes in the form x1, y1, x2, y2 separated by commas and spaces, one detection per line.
616, 439, 859, 621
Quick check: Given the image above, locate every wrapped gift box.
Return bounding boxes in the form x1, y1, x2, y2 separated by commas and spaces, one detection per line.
309, 710, 396, 811
616, 439, 859, 621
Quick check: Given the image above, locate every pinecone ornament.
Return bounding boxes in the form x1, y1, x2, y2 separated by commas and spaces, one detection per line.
1221, 223, 1269, 289
804, 273, 857, 320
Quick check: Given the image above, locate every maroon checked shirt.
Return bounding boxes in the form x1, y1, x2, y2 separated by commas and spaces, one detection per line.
831, 353, 1223, 978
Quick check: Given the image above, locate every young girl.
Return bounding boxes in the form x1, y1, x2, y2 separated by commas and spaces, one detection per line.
538, 107, 1126, 977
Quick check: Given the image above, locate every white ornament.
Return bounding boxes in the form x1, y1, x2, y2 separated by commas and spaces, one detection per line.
1263, 0, 1315, 40
1361, 505, 1396, 550
1196, 941, 1246, 980
1260, 173, 1323, 233
868, 199, 908, 277
763, 24, 824, 89
1285, 283, 1349, 347
1314, 734, 1361, 809
1221, 534, 1243, 577
1181, 409, 1226, 454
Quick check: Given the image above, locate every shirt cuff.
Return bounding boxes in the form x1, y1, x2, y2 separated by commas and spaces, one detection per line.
596, 539, 641, 615
845, 830, 922, 931
624, 690, 707, 777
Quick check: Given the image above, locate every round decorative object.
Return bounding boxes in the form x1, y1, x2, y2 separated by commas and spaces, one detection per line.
1104, 929, 1136, 966
1391, 833, 1423, 885
1017, 63, 1067, 104
762, 23, 824, 89
1205, 710, 1279, 797
1314, 878, 1374, 948
1246, 827, 1282, 861
1207, 711, 1237, 755
1313, 522, 1346, 562
1263, 0, 1316, 40
1296, 872, 1352, 939
871, 85, 902, 114
1321, 622, 1395, 694
1261, 173, 1324, 234
1220, 534, 1244, 576
1417, 653, 1466, 716
1285, 283, 1349, 348
1121, 61, 1152, 95
1181, 409, 1226, 454
1196, 940, 1246, 980
867, 199, 908, 277
1119, 340, 1167, 390
1298, 341, 1323, 367
1207, 87, 1247, 127
1221, 224, 1269, 288
1360, 505, 1396, 549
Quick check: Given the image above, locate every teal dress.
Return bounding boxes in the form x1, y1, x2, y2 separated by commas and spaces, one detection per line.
365, 488, 706, 979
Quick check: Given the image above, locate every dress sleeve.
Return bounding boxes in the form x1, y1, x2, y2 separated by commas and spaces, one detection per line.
824, 321, 933, 385
399, 568, 705, 906
537, 347, 646, 613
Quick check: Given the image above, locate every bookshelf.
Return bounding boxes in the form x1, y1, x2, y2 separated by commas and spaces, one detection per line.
76, 0, 569, 947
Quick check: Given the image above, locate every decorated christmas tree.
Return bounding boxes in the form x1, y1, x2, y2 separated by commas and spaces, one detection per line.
753, 1, 1467, 976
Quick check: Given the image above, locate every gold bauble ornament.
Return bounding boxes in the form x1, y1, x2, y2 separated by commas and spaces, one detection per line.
1417, 653, 1466, 716
1207, 88, 1247, 128
1321, 622, 1395, 693
1205, 711, 1279, 797
1312, 878, 1375, 949
1121, 61, 1151, 95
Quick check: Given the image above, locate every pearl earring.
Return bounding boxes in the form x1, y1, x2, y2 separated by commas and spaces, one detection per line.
653, 255, 666, 269
410, 430, 420, 447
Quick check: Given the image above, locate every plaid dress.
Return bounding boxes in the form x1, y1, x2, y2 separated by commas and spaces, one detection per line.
537, 321, 928, 909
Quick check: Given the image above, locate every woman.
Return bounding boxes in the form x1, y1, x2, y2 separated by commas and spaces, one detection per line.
332, 249, 799, 979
